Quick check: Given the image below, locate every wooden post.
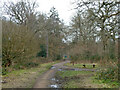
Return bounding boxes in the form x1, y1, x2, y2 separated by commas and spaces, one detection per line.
72, 61, 74, 66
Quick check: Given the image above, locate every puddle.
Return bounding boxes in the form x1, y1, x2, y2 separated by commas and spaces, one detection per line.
50, 84, 59, 88
51, 78, 56, 81
51, 78, 59, 82
49, 67, 96, 88
1, 80, 7, 84
57, 68, 96, 72
58, 68, 62, 71
75, 68, 82, 71
69, 68, 75, 70
51, 66, 56, 69
57, 68, 75, 71
50, 77, 61, 88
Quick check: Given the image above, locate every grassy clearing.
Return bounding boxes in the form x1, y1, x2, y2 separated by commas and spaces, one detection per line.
64, 80, 79, 88
56, 70, 94, 78
2, 61, 58, 88
64, 62, 99, 69
56, 70, 95, 88
56, 70, 119, 88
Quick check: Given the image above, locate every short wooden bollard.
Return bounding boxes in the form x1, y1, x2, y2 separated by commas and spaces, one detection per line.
93, 64, 95, 68
72, 62, 74, 66
83, 64, 86, 68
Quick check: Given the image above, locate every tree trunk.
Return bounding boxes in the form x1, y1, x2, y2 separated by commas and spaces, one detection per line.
46, 31, 49, 58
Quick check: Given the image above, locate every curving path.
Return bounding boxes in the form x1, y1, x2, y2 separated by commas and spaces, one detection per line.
33, 60, 70, 88
33, 60, 96, 88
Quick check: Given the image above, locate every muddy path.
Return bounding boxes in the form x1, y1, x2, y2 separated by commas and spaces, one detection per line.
33, 60, 97, 88
33, 60, 70, 88
54, 73, 94, 88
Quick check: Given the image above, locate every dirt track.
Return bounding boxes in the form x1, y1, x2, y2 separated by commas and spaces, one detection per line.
33, 61, 70, 88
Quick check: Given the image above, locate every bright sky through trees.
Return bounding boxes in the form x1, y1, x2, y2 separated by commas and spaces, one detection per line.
1, 0, 76, 25
36, 0, 76, 25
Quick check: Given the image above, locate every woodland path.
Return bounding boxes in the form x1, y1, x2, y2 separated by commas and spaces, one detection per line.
33, 60, 70, 88
33, 60, 96, 88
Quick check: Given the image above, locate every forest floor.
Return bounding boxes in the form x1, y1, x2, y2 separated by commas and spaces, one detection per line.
2, 60, 119, 88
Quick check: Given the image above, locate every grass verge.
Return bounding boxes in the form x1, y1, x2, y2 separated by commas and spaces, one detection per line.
92, 76, 120, 88
56, 70, 95, 88
56, 70, 94, 78
56, 70, 119, 88
2, 61, 58, 88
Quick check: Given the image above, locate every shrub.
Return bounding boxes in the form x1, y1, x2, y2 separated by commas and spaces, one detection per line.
96, 66, 118, 81
24, 62, 39, 68
2, 68, 8, 75
90, 55, 101, 61
36, 44, 46, 57
2, 20, 40, 75
71, 55, 79, 62
56, 54, 62, 60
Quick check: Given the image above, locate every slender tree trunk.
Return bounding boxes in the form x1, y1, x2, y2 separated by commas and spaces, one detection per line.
46, 30, 49, 58
118, 2, 120, 81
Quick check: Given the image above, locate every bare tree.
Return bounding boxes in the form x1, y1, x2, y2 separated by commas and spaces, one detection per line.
4, 0, 38, 26
68, 0, 120, 61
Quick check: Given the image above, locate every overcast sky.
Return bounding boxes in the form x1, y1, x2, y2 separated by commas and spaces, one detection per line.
2, 0, 77, 25
36, 0, 76, 25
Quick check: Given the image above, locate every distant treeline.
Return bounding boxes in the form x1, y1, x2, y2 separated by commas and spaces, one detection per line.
68, 1, 119, 63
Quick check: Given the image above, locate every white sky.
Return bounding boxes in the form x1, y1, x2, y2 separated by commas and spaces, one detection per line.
1, 0, 77, 25
36, 0, 76, 25
2, 0, 119, 25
